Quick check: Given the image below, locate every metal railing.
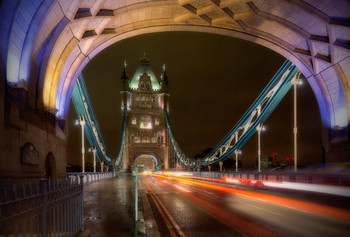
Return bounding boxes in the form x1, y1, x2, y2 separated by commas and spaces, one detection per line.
0, 177, 84, 237
67, 171, 116, 184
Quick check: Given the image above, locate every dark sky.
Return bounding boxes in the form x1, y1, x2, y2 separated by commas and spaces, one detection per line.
67, 32, 322, 168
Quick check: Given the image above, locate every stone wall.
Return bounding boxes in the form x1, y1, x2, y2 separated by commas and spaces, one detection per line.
0, 89, 66, 178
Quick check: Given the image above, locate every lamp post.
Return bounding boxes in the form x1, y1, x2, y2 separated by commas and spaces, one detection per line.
256, 124, 265, 172
75, 116, 86, 173
88, 147, 97, 172
291, 74, 301, 172
234, 149, 241, 172
100, 161, 104, 172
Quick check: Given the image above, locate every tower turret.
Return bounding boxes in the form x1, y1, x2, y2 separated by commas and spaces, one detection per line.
129, 54, 161, 91
121, 55, 170, 171
161, 64, 168, 93
120, 60, 129, 91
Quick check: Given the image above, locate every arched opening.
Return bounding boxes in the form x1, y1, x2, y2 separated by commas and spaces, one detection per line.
67, 32, 324, 169
45, 152, 56, 180
2, 0, 349, 178
134, 155, 158, 172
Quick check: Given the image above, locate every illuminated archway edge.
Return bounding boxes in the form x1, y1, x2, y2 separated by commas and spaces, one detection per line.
135, 154, 158, 166
54, 25, 331, 127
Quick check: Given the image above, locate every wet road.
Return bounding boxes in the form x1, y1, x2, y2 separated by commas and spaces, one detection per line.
141, 174, 350, 237
84, 174, 138, 237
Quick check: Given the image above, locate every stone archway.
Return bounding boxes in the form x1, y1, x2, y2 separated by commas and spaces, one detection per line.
45, 152, 57, 180
1, 0, 349, 177
134, 155, 158, 171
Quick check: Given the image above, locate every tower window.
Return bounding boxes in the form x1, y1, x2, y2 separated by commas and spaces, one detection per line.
131, 117, 137, 125
138, 74, 152, 92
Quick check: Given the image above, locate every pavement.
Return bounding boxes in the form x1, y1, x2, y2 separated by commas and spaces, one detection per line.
79, 173, 159, 237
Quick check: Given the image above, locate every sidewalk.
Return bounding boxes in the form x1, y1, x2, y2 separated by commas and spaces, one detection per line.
80, 173, 159, 237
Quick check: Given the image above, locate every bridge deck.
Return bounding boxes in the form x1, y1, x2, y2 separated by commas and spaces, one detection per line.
83, 174, 145, 236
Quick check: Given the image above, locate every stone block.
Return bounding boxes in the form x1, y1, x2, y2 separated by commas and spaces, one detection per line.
6, 115, 27, 131
27, 123, 39, 137
50, 143, 57, 152
38, 128, 47, 141
47, 133, 57, 144
33, 0, 43, 8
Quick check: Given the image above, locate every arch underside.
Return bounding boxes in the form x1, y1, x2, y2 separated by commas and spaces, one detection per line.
1, 0, 349, 141
135, 154, 158, 170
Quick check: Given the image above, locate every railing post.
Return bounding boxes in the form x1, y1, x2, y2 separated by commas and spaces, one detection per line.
135, 172, 138, 221
79, 175, 84, 231
40, 178, 48, 237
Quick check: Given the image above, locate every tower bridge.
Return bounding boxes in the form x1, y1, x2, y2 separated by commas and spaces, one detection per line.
70, 56, 299, 171
1, 0, 349, 178
121, 55, 170, 171
1, 1, 350, 235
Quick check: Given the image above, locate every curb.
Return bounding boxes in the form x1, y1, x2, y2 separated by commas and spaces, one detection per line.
139, 177, 161, 237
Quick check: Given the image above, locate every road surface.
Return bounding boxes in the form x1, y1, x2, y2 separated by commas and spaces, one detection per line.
141, 173, 350, 237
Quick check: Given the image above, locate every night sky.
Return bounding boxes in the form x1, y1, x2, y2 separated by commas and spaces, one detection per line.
67, 32, 322, 169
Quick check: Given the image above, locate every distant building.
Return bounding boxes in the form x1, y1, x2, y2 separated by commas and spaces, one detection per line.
120, 55, 170, 171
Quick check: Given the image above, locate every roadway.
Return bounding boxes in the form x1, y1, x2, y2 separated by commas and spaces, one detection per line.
141, 173, 350, 237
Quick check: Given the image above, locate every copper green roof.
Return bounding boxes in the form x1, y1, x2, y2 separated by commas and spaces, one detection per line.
129, 57, 161, 91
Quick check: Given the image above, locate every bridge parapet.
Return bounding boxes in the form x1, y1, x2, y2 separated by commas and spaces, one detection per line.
67, 171, 117, 184
0, 177, 84, 236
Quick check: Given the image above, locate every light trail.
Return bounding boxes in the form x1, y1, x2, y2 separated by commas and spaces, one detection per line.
149, 174, 350, 221
161, 172, 350, 197
148, 175, 282, 236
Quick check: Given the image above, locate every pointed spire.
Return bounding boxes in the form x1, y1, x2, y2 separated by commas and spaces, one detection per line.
120, 60, 128, 81
162, 64, 168, 82
161, 63, 168, 93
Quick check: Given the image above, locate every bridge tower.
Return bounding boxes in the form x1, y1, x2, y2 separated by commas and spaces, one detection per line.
120, 55, 170, 171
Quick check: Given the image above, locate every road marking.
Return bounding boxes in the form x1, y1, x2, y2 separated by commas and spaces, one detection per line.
143, 177, 186, 237
150, 192, 178, 237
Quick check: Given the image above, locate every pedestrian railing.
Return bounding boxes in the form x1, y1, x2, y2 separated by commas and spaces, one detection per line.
67, 171, 115, 184
0, 177, 84, 237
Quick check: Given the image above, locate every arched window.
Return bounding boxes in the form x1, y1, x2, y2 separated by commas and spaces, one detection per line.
131, 117, 137, 125
138, 73, 152, 92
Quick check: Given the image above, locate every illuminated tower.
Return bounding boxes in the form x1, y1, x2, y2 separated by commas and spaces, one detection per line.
120, 55, 169, 171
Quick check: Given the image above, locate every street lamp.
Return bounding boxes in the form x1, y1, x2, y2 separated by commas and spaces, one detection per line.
291, 74, 302, 172
88, 147, 97, 172
75, 116, 86, 173
256, 124, 265, 172
234, 149, 241, 172
100, 161, 104, 172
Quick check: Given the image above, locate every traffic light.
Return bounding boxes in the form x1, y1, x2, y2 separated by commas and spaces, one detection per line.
156, 165, 160, 170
